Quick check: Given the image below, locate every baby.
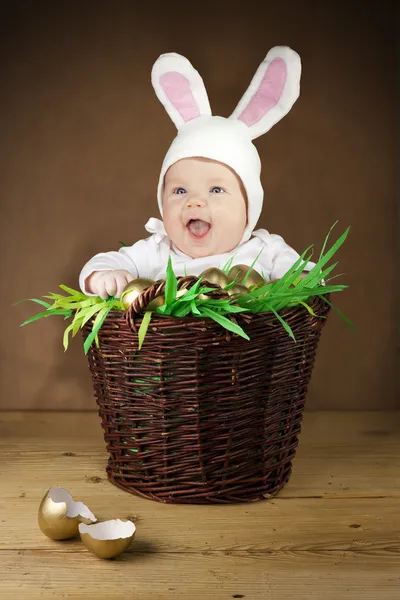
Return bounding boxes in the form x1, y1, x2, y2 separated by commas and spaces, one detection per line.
80, 47, 314, 300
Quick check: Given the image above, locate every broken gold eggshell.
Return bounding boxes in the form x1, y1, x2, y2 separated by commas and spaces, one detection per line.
198, 267, 230, 289
120, 278, 155, 309
228, 264, 265, 288
79, 519, 136, 559
38, 486, 96, 540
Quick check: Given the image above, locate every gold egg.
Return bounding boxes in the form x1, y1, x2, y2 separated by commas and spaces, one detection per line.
176, 288, 189, 299
120, 278, 155, 309
228, 264, 265, 288
251, 280, 275, 295
147, 295, 165, 311
227, 284, 250, 298
38, 487, 96, 540
199, 267, 230, 289
79, 519, 136, 559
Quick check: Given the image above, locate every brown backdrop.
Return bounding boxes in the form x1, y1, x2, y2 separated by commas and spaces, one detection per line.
1, 1, 397, 410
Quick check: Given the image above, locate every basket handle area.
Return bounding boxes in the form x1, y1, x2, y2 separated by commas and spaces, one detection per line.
124, 275, 230, 332
130, 276, 228, 314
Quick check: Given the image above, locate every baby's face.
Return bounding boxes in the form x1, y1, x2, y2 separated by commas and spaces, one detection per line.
162, 157, 247, 259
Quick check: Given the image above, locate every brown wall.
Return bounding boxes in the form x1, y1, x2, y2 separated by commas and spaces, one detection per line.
1, 1, 397, 410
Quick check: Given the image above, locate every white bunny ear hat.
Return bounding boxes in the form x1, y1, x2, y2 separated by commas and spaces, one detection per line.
151, 46, 301, 245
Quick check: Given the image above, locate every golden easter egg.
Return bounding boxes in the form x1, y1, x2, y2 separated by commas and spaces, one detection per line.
147, 295, 165, 311
199, 267, 230, 289
176, 288, 189, 299
228, 264, 265, 288
120, 278, 155, 309
79, 519, 136, 559
197, 290, 220, 300
227, 284, 250, 298
38, 487, 96, 540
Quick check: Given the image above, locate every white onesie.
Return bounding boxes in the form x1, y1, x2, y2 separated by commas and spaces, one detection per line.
79, 217, 315, 296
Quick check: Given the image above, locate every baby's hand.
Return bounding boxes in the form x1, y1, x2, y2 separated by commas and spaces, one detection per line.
85, 270, 135, 300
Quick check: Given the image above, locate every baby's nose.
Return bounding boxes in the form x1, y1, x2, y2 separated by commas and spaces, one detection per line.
186, 195, 207, 208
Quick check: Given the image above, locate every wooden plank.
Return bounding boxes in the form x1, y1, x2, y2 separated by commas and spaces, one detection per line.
1, 411, 399, 599
1, 418, 399, 552
1, 448, 399, 500
1, 550, 399, 600
1, 411, 399, 499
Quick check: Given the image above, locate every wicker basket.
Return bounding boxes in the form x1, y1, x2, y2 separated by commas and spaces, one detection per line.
83, 281, 330, 505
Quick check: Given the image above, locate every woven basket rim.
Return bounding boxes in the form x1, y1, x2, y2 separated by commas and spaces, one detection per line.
107, 294, 329, 323
108, 294, 326, 325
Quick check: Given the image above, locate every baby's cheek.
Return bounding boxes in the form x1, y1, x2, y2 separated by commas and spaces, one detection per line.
217, 205, 246, 228
163, 210, 182, 240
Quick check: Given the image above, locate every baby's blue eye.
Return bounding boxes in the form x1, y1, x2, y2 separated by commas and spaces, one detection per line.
211, 187, 224, 194
174, 188, 186, 195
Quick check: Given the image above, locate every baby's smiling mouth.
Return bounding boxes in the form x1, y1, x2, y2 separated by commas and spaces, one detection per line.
186, 219, 212, 239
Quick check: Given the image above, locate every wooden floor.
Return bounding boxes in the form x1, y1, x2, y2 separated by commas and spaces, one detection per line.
1, 411, 399, 599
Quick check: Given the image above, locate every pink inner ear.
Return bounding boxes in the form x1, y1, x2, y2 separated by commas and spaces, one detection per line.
238, 58, 287, 127
160, 72, 200, 123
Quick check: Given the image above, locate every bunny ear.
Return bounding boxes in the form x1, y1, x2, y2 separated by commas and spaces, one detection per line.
230, 46, 301, 140
151, 53, 212, 130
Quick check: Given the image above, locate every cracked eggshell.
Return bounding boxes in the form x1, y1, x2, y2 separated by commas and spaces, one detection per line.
38, 486, 96, 540
79, 519, 136, 559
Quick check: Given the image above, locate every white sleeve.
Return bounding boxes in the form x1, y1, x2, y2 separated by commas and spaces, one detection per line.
78, 236, 161, 295
270, 235, 316, 280
253, 231, 315, 280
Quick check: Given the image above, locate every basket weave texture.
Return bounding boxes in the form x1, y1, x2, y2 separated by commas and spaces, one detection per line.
83, 286, 330, 504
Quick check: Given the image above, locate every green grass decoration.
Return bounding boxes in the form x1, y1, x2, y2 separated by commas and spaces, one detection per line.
320, 295, 356, 331
165, 257, 178, 306
190, 300, 201, 316
318, 220, 338, 263
240, 246, 264, 286
220, 248, 265, 287
221, 253, 238, 275
138, 311, 152, 350
269, 306, 296, 341
83, 305, 114, 353
14, 223, 352, 353
294, 227, 350, 291
14, 288, 124, 354
198, 306, 250, 341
